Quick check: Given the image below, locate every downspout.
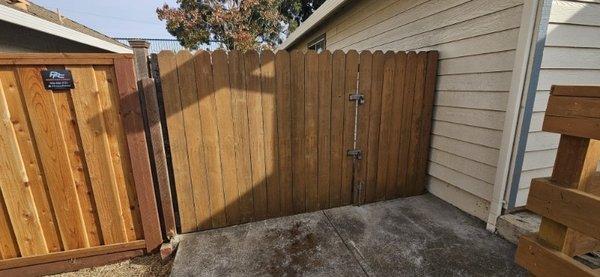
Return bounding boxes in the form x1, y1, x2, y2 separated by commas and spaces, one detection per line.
505, 0, 553, 211
486, 0, 552, 232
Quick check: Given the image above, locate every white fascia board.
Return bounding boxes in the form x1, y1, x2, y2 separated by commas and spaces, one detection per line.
0, 5, 132, 53
279, 0, 350, 50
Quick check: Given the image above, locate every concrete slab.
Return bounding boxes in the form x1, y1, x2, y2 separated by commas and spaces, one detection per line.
172, 194, 525, 276
171, 211, 365, 276
324, 194, 525, 276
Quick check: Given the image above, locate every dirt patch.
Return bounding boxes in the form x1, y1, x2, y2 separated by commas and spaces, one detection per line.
50, 253, 173, 277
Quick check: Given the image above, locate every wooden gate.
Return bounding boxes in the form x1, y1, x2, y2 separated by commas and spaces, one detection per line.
0, 54, 161, 275
156, 50, 438, 233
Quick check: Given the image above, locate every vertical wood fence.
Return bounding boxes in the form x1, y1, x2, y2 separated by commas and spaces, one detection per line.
0, 54, 161, 275
516, 85, 600, 277
155, 49, 438, 233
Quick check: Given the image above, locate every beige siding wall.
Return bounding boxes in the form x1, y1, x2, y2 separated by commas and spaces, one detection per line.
515, 0, 600, 207
289, 0, 525, 220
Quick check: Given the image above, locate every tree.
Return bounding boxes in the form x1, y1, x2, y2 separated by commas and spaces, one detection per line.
157, 0, 324, 51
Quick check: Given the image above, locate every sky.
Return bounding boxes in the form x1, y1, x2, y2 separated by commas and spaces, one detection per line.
34, 0, 178, 39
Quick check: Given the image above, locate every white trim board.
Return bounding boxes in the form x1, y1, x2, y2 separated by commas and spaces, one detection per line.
279, 0, 351, 49
0, 5, 132, 54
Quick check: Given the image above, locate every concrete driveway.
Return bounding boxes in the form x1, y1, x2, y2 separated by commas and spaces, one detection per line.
171, 194, 525, 276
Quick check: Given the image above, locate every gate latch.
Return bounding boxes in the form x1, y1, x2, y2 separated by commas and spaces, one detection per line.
349, 92, 365, 105
347, 149, 363, 160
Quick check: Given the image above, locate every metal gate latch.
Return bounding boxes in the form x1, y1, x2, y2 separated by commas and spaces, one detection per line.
349, 92, 365, 105
347, 149, 363, 160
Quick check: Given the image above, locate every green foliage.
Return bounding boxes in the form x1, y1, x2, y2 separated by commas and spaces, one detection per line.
157, 0, 324, 50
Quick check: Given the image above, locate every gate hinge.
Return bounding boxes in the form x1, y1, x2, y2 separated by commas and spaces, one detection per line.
349, 92, 365, 105
347, 149, 363, 160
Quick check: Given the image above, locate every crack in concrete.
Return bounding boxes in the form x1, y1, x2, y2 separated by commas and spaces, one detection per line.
322, 210, 371, 277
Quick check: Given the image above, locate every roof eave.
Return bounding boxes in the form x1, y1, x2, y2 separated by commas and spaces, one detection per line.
0, 5, 132, 54
279, 0, 351, 50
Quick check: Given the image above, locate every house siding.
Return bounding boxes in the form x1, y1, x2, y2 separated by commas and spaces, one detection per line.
288, 0, 525, 220
514, 0, 600, 207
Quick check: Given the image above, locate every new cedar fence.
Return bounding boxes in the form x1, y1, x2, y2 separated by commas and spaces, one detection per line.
153, 49, 438, 233
515, 86, 600, 277
0, 54, 161, 275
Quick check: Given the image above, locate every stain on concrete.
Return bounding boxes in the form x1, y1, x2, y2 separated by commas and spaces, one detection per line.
171, 194, 525, 276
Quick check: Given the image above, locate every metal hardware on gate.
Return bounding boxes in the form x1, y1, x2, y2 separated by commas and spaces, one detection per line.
347, 149, 363, 160
353, 181, 365, 206
349, 92, 365, 105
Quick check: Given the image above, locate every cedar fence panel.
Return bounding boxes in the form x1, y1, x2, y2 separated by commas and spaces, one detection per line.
0, 54, 161, 275
156, 49, 438, 232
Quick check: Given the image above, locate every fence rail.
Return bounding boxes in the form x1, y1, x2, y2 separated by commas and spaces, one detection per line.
515, 85, 600, 277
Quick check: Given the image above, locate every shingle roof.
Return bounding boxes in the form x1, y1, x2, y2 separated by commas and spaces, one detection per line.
0, 0, 129, 49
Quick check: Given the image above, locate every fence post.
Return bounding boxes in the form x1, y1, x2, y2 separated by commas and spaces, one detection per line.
129, 39, 151, 80
139, 77, 177, 239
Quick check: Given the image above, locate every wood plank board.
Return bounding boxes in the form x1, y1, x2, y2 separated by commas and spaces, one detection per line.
0, 67, 62, 252
329, 50, 346, 207
317, 50, 333, 209
304, 51, 320, 212
244, 51, 268, 220
406, 52, 428, 195
0, 78, 48, 256
68, 65, 127, 244
94, 66, 141, 240
18, 66, 88, 251
384, 52, 407, 199
355, 51, 373, 203
0, 190, 18, 259
156, 51, 197, 232
260, 50, 281, 218
212, 50, 242, 226
528, 178, 600, 241
375, 51, 397, 201
416, 52, 439, 188
174, 51, 211, 230
396, 52, 418, 196
275, 51, 294, 216
194, 51, 227, 228
341, 50, 359, 205
290, 50, 306, 213
364, 51, 385, 203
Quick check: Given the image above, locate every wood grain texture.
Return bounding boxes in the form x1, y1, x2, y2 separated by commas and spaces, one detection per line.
329, 50, 346, 207
194, 51, 227, 229
0, 190, 18, 259
0, 78, 48, 256
290, 50, 306, 213
95, 66, 142, 240
212, 50, 241, 226
19, 66, 88, 251
175, 51, 211, 231
516, 235, 597, 277
406, 52, 428, 195
384, 52, 407, 199
375, 51, 396, 201
341, 50, 359, 205
275, 51, 294, 216
396, 52, 418, 197
354, 51, 372, 204
244, 51, 268, 220
261, 50, 281, 218
317, 50, 333, 210
304, 51, 320, 212
156, 51, 196, 232
69, 65, 127, 244
528, 178, 600, 241
416, 52, 439, 189
139, 77, 177, 237
0, 68, 63, 252
365, 51, 385, 203
113, 58, 162, 252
